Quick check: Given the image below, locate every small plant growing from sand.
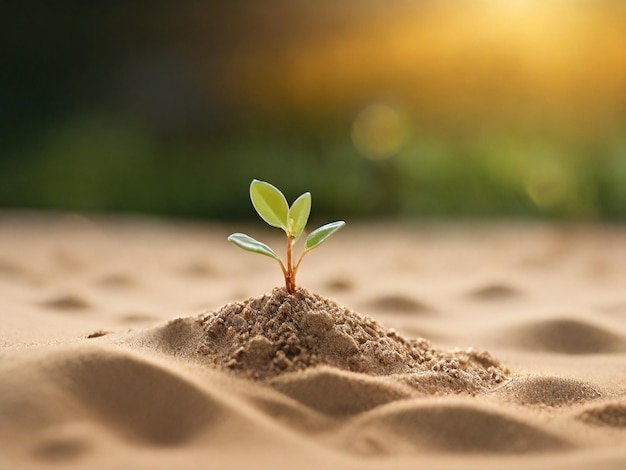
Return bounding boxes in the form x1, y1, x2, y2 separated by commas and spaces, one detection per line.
228, 179, 345, 295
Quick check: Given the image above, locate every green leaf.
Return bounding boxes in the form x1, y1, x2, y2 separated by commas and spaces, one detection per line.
288, 192, 311, 240
227, 233, 281, 261
249, 179, 289, 231
305, 221, 345, 251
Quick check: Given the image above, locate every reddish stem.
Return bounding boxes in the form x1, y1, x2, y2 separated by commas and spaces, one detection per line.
285, 235, 296, 294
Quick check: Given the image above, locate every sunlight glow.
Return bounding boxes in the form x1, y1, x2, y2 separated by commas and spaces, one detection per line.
222, 1, 626, 130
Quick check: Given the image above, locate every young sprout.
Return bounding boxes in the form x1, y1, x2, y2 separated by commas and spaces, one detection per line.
228, 179, 345, 294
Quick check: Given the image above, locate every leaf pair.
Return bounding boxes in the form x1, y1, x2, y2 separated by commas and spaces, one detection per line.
246, 179, 344, 252
250, 179, 310, 240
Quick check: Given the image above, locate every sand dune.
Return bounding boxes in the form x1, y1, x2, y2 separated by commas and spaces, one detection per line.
270, 367, 414, 417
1, 214, 625, 469
344, 400, 572, 454
501, 376, 602, 406
500, 318, 626, 354
466, 282, 523, 300
578, 401, 626, 428
362, 294, 435, 314
39, 294, 92, 312
95, 273, 138, 289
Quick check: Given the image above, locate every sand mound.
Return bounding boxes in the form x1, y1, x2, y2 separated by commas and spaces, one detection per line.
363, 294, 434, 314
270, 367, 413, 417
504, 318, 625, 354
323, 277, 354, 292
467, 283, 522, 300
197, 287, 507, 392
40, 294, 91, 312
0, 258, 29, 278
96, 273, 137, 288
345, 401, 571, 454
503, 377, 602, 407
42, 348, 222, 445
577, 401, 626, 428
30, 422, 93, 462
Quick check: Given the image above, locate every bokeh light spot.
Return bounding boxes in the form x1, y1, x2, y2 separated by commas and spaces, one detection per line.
524, 160, 569, 209
351, 103, 406, 160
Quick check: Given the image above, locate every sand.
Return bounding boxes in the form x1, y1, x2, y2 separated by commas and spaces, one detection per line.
1, 212, 625, 469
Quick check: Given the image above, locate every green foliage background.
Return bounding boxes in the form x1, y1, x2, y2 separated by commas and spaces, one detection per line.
1, 2, 625, 221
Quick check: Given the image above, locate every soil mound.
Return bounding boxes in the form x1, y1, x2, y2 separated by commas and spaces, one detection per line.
197, 287, 507, 392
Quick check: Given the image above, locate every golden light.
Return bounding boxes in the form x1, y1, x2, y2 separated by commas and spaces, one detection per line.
214, 1, 626, 130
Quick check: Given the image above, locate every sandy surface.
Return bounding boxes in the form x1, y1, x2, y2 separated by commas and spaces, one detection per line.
1, 212, 625, 470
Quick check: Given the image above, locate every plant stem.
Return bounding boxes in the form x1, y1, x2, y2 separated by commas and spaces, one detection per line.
277, 259, 288, 279
293, 251, 307, 279
285, 234, 296, 294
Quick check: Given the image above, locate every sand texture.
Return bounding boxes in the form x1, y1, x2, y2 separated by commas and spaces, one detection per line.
1, 213, 625, 469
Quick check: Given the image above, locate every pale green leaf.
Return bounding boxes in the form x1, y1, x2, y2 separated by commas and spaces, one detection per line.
304, 221, 345, 251
227, 233, 281, 261
249, 179, 289, 231
288, 192, 311, 240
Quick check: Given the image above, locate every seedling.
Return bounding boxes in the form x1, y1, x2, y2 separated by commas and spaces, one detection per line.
228, 179, 345, 294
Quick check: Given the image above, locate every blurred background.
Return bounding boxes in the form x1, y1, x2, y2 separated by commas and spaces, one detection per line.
1, 0, 625, 222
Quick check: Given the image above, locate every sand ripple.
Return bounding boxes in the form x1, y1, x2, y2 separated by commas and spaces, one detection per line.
363, 294, 434, 314
270, 367, 412, 417
40, 294, 91, 312
577, 401, 626, 428
502, 318, 625, 354
47, 349, 227, 445
346, 401, 570, 454
502, 377, 602, 406
467, 283, 522, 300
